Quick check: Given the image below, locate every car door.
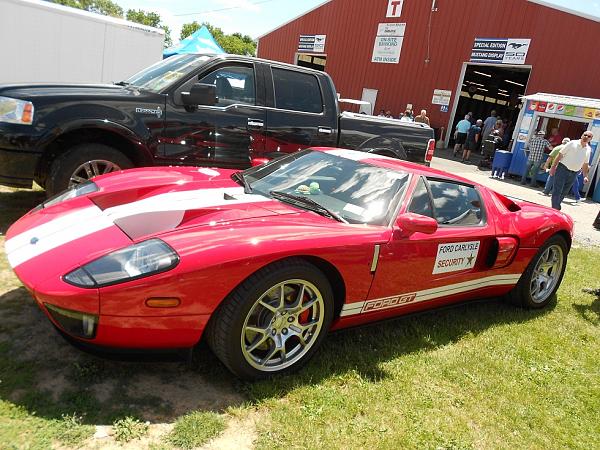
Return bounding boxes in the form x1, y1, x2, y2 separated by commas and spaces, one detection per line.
263, 66, 337, 158
160, 62, 266, 169
367, 176, 500, 316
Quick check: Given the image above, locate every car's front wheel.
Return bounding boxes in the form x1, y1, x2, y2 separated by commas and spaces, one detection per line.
206, 259, 334, 379
506, 235, 568, 308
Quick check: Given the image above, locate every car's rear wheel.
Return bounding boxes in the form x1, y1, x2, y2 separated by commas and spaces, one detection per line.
206, 259, 334, 379
46, 144, 133, 197
506, 235, 568, 308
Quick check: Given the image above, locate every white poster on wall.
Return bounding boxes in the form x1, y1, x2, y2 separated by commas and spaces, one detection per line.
372, 36, 404, 63
386, 0, 404, 18
502, 39, 531, 64
372, 22, 405, 64
377, 22, 405, 36
432, 89, 452, 106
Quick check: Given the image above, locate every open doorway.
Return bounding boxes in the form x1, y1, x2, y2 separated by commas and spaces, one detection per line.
448, 63, 531, 147
295, 53, 327, 71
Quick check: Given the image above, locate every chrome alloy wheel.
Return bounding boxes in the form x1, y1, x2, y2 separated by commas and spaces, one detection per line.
530, 244, 564, 304
241, 279, 325, 372
69, 159, 122, 187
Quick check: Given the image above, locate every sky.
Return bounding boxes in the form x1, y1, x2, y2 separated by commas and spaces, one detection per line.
115, 0, 325, 41
113, 0, 600, 43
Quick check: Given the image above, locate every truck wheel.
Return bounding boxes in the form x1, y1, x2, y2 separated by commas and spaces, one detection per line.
506, 235, 568, 309
46, 144, 133, 196
206, 258, 334, 380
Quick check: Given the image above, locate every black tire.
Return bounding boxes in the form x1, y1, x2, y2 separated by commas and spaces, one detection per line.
46, 144, 133, 197
506, 235, 568, 309
205, 258, 334, 380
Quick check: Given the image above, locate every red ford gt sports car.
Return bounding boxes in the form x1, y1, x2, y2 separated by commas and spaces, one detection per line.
5, 148, 573, 379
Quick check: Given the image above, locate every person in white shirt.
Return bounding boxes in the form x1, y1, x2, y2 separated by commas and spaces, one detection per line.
549, 131, 592, 210
399, 109, 413, 122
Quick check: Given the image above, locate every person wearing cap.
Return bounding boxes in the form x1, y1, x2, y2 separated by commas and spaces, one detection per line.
521, 130, 552, 187
541, 137, 570, 195
549, 131, 593, 210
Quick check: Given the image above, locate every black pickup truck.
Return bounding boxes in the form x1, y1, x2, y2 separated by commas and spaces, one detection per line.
0, 54, 435, 196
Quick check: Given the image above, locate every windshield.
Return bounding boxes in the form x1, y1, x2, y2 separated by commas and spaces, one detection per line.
244, 150, 410, 225
123, 54, 211, 93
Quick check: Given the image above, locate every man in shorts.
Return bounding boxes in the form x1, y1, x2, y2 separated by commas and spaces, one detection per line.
462, 119, 482, 163
453, 114, 472, 156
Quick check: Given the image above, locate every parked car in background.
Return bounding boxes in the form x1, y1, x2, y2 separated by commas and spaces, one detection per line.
6, 148, 572, 379
0, 54, 434, 196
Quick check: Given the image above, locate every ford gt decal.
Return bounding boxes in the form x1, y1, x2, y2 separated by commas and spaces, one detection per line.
340, 274, 521, 317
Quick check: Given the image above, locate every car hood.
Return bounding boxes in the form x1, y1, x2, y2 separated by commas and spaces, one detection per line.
4, 167, 304, 285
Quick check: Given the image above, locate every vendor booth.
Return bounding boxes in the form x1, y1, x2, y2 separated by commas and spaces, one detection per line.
163, 26, 225, 58
508, 93, 600, 202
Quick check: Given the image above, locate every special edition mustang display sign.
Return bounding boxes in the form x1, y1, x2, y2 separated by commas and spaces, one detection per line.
5, 149, 573, 379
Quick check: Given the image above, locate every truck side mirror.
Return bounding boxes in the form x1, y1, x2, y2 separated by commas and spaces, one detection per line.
181, 83, 217, 106
395, 213, 438, 237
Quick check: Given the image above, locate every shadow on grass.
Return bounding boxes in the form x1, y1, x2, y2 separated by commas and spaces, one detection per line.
0, 287, 245, 426
0, 189, 44, 234
0, 284, 555, 425
573, 290, 600, 325
242, 296, 556, 399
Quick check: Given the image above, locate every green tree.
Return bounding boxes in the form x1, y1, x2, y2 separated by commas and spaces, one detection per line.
52, 0, 123, 18
126, 9, 172, 47
180, 22, 256, 56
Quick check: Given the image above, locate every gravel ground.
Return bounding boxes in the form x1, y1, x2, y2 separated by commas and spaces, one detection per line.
431, 149, 600, 247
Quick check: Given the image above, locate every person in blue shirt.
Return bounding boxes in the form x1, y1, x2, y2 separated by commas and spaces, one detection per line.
462, 119, 483, 163
453, 114, 472, 156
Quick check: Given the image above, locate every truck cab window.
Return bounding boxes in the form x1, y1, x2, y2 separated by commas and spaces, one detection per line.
198, 66, 256, 107
272, 68, 323, 113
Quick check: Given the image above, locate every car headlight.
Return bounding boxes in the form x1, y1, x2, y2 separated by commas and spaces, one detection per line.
64, 239, 179, 288
33, 181, 99, 212
0, 96, 34, 125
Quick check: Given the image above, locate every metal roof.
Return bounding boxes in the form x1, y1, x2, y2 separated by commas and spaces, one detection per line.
522, 93, 600, 109
527, 0, 600, 23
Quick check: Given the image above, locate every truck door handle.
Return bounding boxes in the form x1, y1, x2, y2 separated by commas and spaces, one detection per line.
247, 119, 264, 129
318, 127, 333, 135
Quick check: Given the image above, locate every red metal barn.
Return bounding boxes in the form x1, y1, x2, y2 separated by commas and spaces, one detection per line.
257, 0, 600, 143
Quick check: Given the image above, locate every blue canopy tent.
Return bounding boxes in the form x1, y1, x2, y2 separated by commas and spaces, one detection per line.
163, 26, 225, 58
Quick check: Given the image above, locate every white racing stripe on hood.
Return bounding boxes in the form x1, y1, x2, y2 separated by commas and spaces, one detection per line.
104, 187, 270, 239
5, 206, 113, 269
103, 187, 266, 220
5, 187, 270, 269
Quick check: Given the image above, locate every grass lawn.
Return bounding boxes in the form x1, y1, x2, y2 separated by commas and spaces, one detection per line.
0, 186, 598, 449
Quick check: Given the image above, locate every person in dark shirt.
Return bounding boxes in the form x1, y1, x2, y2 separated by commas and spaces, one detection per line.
463, 119, 482, 163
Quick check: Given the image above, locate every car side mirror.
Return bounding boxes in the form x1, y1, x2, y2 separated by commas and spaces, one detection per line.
181, 83, 217, 106
395, 213, 438, 237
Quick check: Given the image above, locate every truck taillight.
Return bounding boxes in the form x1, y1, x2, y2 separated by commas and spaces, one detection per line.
425, 139, 435, 164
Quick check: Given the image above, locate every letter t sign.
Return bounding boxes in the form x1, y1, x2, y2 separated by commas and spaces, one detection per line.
387, 0, 404, 17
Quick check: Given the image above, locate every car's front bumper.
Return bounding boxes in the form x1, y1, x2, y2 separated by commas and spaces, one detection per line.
0, 147, 40, 188
0, 122, 47, 188
40, 299, 207, 349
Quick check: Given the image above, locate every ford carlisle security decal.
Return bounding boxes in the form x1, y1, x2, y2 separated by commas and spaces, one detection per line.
433, 241, 480, 274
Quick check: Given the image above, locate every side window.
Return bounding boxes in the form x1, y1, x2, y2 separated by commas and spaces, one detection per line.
428, 180, 484, 226
198, 65, 255, 107
272, 68, 323, 113
408, 177, 435, 219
